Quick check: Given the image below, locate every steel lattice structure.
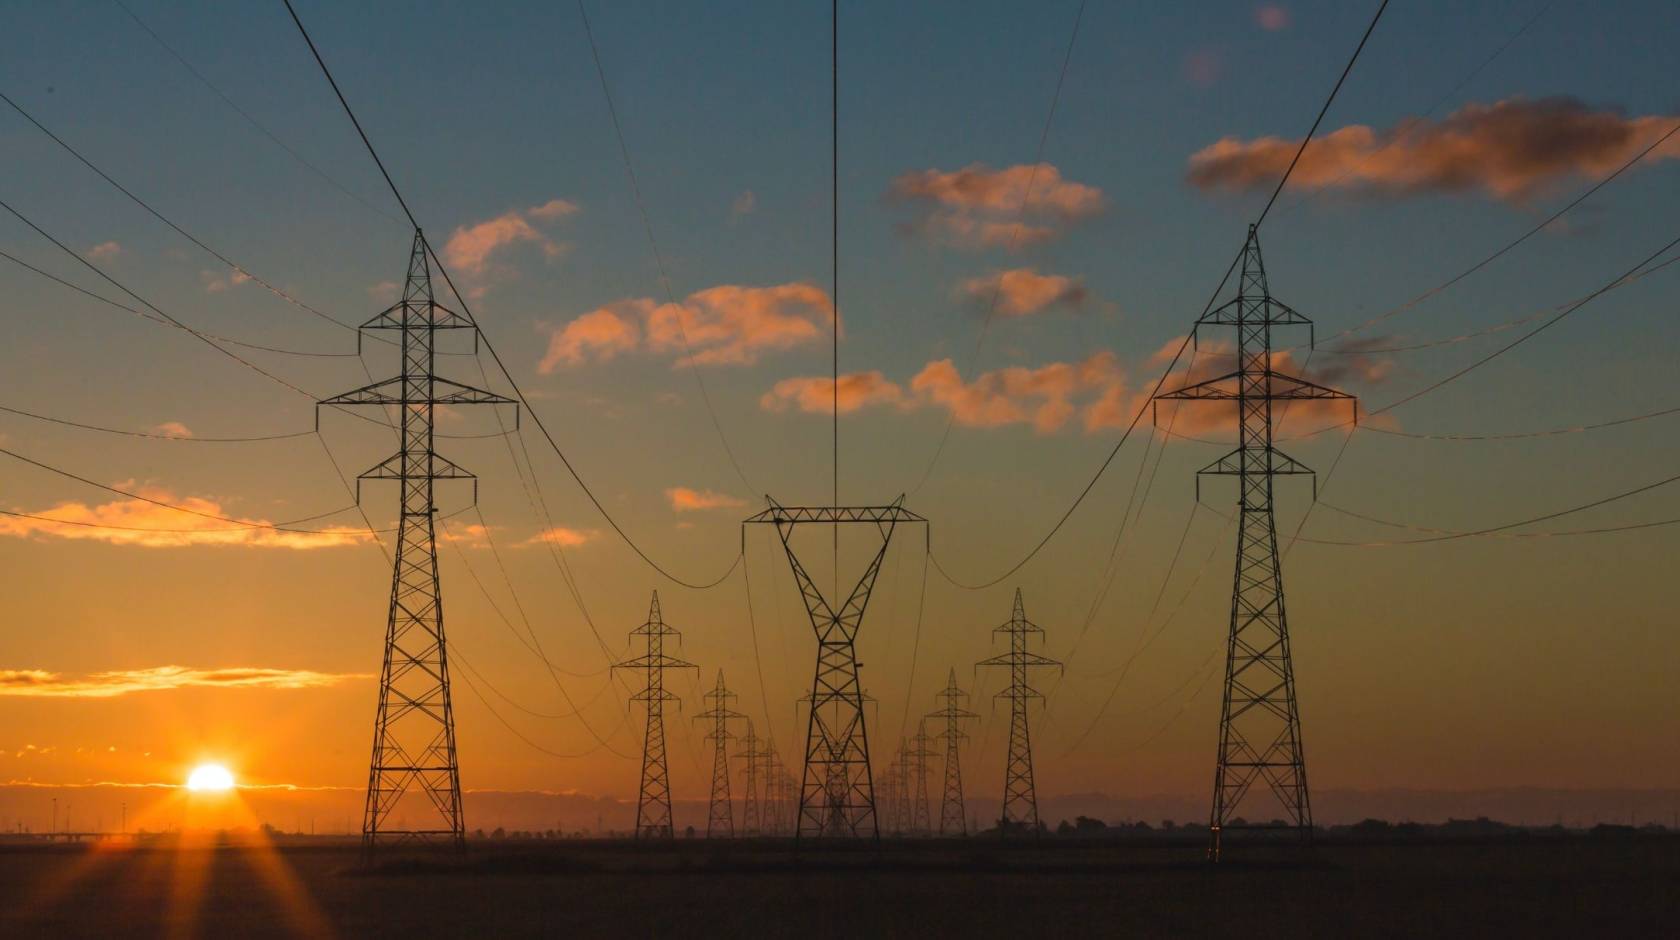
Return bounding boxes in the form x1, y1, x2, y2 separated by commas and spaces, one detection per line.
928, 668, 978, 836
319, 230, 515, 854
612, 591, 696, 840
745, 498, 925, 839
695, 670, 745, 838
977, 589, 1061, 838
1155, 224, 1356, 860
908, 719, 937, 836
734, 719, 767, 837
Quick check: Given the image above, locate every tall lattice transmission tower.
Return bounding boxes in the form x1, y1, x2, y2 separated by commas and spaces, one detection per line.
928, 668, 978, 836
695, 670, 745, 838
320, 229, 515, 854
1155, 224, 1356, 860
734, 719, 767, 837
977, 589, 1061, 838
746, 499, 924, 839
907, 720, 937, 836
612, 591, 696, 840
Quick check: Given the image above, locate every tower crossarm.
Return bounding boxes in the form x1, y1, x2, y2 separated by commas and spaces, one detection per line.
318, 376, 517, 408
1155, 371, 1355, 404
1196, 295, 1313, 328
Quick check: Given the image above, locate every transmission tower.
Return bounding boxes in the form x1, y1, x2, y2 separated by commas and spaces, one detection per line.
611, 591, 696, 840
928, 668, 978, 836
1155, 225, 1356, 860
907, 720, 938, 836
746, 499, 924, 840
320, 229, 515, 854
695, 670, 745, 838
734, 719, 768, 837
977, 589, 1062, 838
891, 738, 914, 835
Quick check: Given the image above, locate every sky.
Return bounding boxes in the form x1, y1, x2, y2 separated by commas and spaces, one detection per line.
0, 0, 1678, 833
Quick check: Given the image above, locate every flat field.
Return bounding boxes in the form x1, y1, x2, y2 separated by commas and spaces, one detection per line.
1, 834, 1673, 937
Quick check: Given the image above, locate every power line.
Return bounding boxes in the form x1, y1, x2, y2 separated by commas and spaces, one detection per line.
0, 402, 312, 443
1371, 229, 1680, 416
571, 0, 757, 496
928, 0, 1387, 591
907, 0, 1089, 496
109, 0, 403, 226
0, 442, 364, 533
0, 88, 374, 341
281, 0, 739, 591
0, 248, 357, 359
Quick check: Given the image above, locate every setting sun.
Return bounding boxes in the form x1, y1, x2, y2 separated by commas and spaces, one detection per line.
186, 764, 235, 792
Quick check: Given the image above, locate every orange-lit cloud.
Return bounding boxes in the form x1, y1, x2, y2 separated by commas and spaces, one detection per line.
1187, 97, 1680, 203
444, 198, 577, 275
540, 283, 833, 370
149, 421, 193, 439
200, 269, 251, 293
1183, 48, 1222, 88
1255, 4, 1290, 31
760, 371, 906, 415
887, 163, 1104, 250
0, 487, 370, 550
539, 307, 642, 370
959, 267, 1087, 316
0, 666, 370, 698
86, 241, 121, 261
910, 352, 1123, 434
665, 487, 747, 512
518, 526, 599, 548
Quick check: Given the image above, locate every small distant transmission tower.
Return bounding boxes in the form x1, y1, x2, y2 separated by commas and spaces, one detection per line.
1155, 224, 1356, 861
928, 669, 978, 836
977, 589, 1062, 838
734, 719, 767, 837
612, 591, 696, 840
695, 671, 745, 838
746, 498, 925, 839
908, 720, 937, 836
320, 229, 515, 854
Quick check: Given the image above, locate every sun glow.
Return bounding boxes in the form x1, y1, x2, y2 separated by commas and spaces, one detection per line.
185, 763, 235, 792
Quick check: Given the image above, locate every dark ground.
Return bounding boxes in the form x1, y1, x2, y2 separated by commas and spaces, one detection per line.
1, 833, 1675, 937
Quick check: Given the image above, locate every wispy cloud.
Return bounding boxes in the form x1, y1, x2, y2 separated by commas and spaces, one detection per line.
1187, 97, 1680, 204
759, 371, 905, 415
539, 282, 833, 371
443, 198, 578, 276
86, 241, 122, 261
1254, 4, 1290, 31
517, 526, 599, 549
731, 190, 757, 219
0, 666, 370, 699
958, 267, 1087, 317
0, 486, 371, 549
886, 163, 1104, 250
664, 487, 747, 512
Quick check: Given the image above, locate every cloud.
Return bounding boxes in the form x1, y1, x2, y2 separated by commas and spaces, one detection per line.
86, 241, 121, 261
665, 487, 747, 512
518, 526, 599, 549
1187, 97, 1680, 203
0, 486, 371, 549
200, 269, 252, 293
539, 307, 642, 371
539, 283, 833, 370
731, 190, 757, 218
958, 267, 1087, 317
367, 279, 400, 301
1183, 48, 1222, 88
149, 422, 192, 439
887, 163, 1104, 250
0, 666, 370, 699
443, 198, 578, 276
910, 353, 1124, 433
1255, 4, 1290, 30
759, 371, 905, 415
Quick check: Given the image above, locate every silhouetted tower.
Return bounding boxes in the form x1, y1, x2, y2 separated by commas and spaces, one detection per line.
977, 589, 1062, 838
746, 499, 925, 839
695, 670, 745, 838
908, 720, 937, 836
891, 738, 914, 835
320, 229, 515, 854
734, 719, 767, 837
1155, 225, 1356, 860
880, 747, 902, 835
928, 668, 978, 836
612, 591, 696, 840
